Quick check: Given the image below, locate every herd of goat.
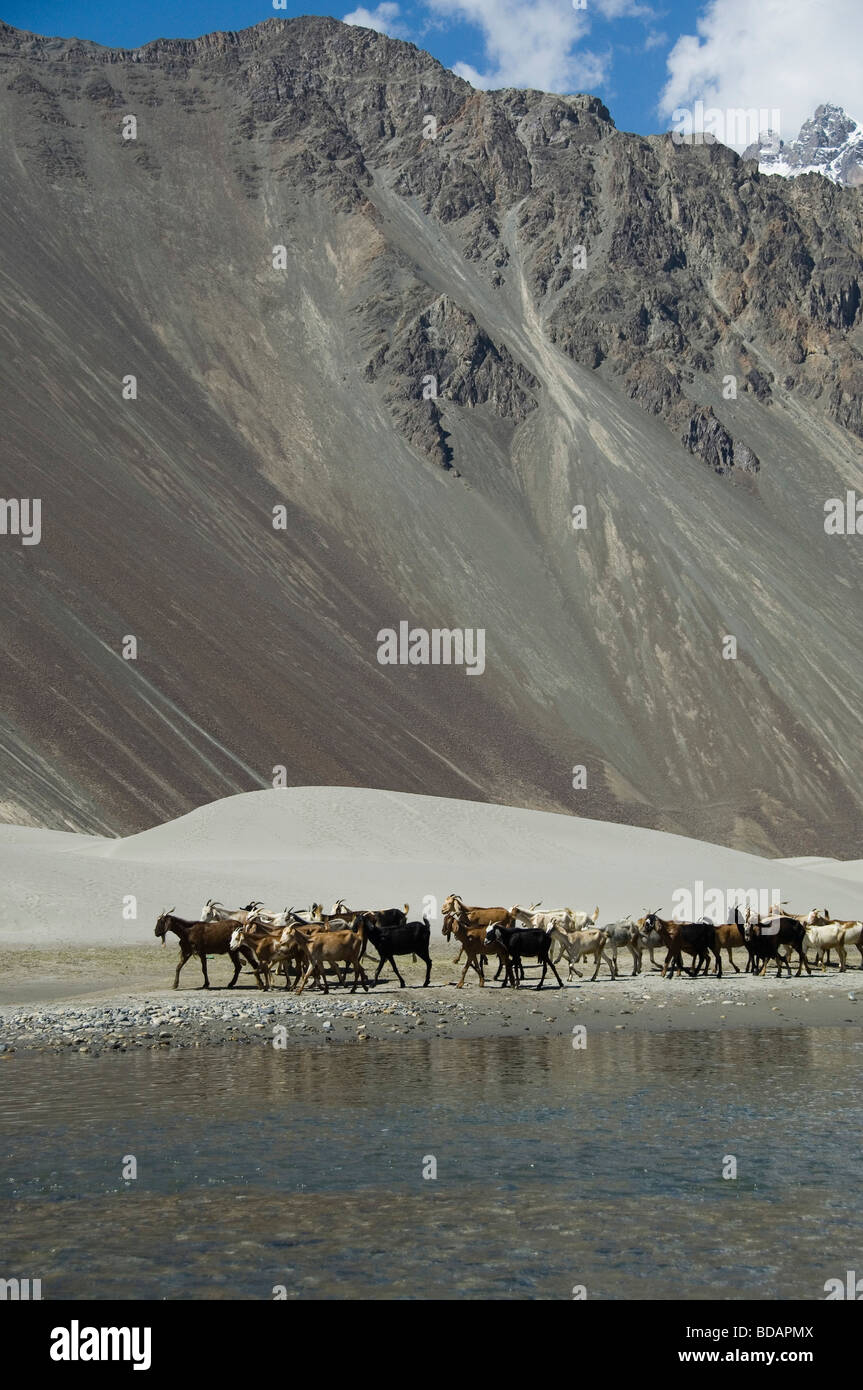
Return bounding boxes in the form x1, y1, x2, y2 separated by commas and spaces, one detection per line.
152, 894, 863, 992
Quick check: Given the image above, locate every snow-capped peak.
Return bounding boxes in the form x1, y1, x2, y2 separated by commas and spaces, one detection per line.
743, 104, 863, 187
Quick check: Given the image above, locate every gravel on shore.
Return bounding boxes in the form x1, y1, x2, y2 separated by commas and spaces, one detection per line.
0, 959, 860, 1056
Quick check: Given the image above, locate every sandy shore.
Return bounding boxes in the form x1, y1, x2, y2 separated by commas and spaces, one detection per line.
1, 941, 860, 1055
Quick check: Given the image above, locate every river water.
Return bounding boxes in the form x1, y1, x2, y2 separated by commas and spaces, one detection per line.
1, 1028, 860, 1299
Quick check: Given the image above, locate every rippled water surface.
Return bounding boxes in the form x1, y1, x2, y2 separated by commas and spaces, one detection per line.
1, 1028, 861, 1299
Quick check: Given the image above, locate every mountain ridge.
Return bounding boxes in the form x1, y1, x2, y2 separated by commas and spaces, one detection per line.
0, 16, 861, 856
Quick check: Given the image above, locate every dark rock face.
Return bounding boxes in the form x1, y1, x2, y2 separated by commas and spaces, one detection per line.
680, 408, 760, 477
0, 16, 862, 856
364, 295, 538, 468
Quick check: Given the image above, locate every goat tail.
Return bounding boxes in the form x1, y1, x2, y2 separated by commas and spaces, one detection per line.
357, 917, 370, 960
355, 912, 369, 945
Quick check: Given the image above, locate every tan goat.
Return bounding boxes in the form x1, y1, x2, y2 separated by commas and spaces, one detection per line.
284, 922, 370, 995
441, 911, 516, 988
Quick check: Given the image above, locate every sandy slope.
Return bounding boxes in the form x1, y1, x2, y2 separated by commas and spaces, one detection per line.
1, 786, 860, 952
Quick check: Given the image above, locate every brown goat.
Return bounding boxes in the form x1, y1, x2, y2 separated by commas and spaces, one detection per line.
441, 896, 512, 969
441, 911, 515, 988
441, 895, 512, 932
229, 922, 291, 990
273, 921, 339, 990
154, 911, 265, 990
713, 919, 747, 974
285, 921, 370, 995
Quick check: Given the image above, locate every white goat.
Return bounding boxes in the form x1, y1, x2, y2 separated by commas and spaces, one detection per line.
246, 904, 323, 929
548, 924, 616, 982
766, 903, 830, 925
804, 922, 850, 972
511, 904, 574, 933
807, 919, 862, 969
547, 906, 600, 965
199, 899, 262, 925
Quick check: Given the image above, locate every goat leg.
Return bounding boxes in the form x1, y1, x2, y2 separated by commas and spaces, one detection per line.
548, 954, 564, 988
173, 947, 191, 990
226, 949, 242, 988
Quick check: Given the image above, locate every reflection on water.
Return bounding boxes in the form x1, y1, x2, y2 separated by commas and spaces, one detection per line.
1, 1029, 861, 1299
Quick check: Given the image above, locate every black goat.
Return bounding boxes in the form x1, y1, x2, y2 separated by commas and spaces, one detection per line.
366, 917, 432, 987
333, 900, 408, 929
770, 915, 812, 976
743, 918, 792, 977
642, 912, 720, 978
484, 923, 564, 990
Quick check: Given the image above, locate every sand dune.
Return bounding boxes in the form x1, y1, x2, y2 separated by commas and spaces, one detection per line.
0, 787, 859, 948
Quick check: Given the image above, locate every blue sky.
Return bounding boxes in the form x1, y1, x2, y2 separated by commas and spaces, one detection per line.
1, 1, 858, 145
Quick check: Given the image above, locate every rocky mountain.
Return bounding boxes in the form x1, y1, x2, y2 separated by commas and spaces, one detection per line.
743, 103, 863, 188
0, 16, 861, 855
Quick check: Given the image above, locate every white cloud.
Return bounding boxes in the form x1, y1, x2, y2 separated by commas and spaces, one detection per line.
593, 0, 654, 17
343, 3, 408, 37
450, 60, 492, 88
643, 29, 667, 52
424, 0, 608, 93
660, 0, 863, 149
